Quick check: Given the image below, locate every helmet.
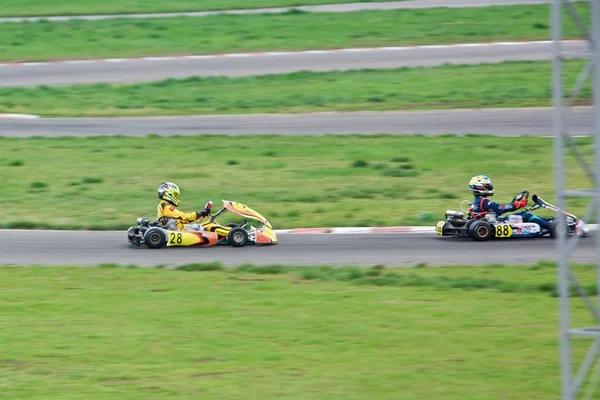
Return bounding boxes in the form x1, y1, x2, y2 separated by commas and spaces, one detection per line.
158, 182, 181, 206
469, 175, 494, 196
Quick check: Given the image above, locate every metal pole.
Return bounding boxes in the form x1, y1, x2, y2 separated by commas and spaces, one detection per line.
592, 0, 600, 312
553, 1, 573, 399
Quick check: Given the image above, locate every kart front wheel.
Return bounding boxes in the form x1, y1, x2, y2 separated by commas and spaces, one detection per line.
549, 220, 568, 239
144, 227, 167, 249
228, 227, 248, 247
468, 220, 494, 241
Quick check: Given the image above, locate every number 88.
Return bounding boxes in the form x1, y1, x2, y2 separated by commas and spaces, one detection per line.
495, 225, 510, 236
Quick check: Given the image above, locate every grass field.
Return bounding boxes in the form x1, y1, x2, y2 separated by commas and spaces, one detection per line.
0, 4, 589, 62
0, 262, 595, 399
0, 135, 592, 230
0, 0, 400, 17
0, 60, 591, 117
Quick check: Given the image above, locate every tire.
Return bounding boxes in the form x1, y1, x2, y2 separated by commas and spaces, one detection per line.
226, 223, 239, 228
144, 227, 167, 249
227, 227, 248, 247
465, 219, 476, 231
468, 220, 494, 241
549, 220, 568, 239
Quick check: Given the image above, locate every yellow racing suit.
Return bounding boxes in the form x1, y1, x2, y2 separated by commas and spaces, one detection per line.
157, 200, 202, 230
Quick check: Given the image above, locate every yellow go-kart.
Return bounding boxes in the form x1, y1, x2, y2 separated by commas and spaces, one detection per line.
197, 200, 278, 247
127, 200, 278, 249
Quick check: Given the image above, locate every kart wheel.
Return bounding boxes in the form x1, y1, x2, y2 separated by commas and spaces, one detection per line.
465, 220, 476, 231
228, 227, 248, 247
549, 220, 568, 239
144, 227, 167, 249
468, 220, 494, 241
226, 223, 239, 228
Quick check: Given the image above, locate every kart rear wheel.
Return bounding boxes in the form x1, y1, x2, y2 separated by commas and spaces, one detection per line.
228, 227, 248, 247
144, 227, 167, 249
465, 220, 476, 231
226, 223, 239, 228
468, 220, 494, 241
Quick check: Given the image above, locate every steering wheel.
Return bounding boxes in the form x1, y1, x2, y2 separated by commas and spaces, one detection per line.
511, 190, 529, 203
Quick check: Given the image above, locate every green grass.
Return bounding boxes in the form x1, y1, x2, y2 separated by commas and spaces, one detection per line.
0, 4, 589, 62
0, 263, 596, 399
0, 134, 594, 230
0, 0, 401, 17
0, 60, 592, 117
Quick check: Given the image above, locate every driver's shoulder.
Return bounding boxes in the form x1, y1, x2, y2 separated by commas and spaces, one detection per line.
474, 195, 490, 204
159, 200, 178, 210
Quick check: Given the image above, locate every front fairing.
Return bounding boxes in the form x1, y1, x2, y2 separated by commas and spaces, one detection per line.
256, 226, 278, 243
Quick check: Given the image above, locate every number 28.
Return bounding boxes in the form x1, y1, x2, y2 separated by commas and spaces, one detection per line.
169, 232, 182, 244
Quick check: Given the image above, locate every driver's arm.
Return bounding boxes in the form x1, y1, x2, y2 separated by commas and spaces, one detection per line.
481, 198, 518, 216
159, 203, 199, 222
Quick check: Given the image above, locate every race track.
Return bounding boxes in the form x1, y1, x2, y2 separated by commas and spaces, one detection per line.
0, 0, 559, 22
0, 0, 592, 269
0, 41, 588, 87
1, 107, 593, 137
0, 230, 592, 267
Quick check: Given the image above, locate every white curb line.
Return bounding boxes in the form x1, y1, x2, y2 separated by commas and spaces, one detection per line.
273, 224, 599, 234
0, 113, 40, 119
0, 40, 584, 69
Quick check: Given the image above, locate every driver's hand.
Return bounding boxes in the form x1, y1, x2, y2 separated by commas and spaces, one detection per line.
513, 198, 528, 209
197, 208, 210, 218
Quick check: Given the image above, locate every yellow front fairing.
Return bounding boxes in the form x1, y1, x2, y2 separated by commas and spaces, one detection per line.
258, 226, 278, 243
223, 200, 272, 229
165, 230, 218, 247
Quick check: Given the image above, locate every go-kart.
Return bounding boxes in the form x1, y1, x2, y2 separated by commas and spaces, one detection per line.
127, 200, 277, 249
435, 191, 590, 241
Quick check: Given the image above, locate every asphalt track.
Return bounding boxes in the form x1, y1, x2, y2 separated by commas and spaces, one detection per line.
0, 107, 593, 137
0, 0, 561, 22
0, 40, 589, 88
0, 230, 593, 267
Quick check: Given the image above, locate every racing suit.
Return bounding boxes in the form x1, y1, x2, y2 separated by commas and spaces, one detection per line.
157, 200, 203, 230
472, 195, 551, 229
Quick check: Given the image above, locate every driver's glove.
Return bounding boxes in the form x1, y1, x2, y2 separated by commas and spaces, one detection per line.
197, 208, 210, 218
513, 198, 528, 209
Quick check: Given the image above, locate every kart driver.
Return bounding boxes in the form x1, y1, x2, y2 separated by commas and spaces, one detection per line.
469, 175, 551, 229
157, 182, 211, 230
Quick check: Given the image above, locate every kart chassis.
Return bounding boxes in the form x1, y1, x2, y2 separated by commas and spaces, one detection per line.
436, 191, 588, 241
